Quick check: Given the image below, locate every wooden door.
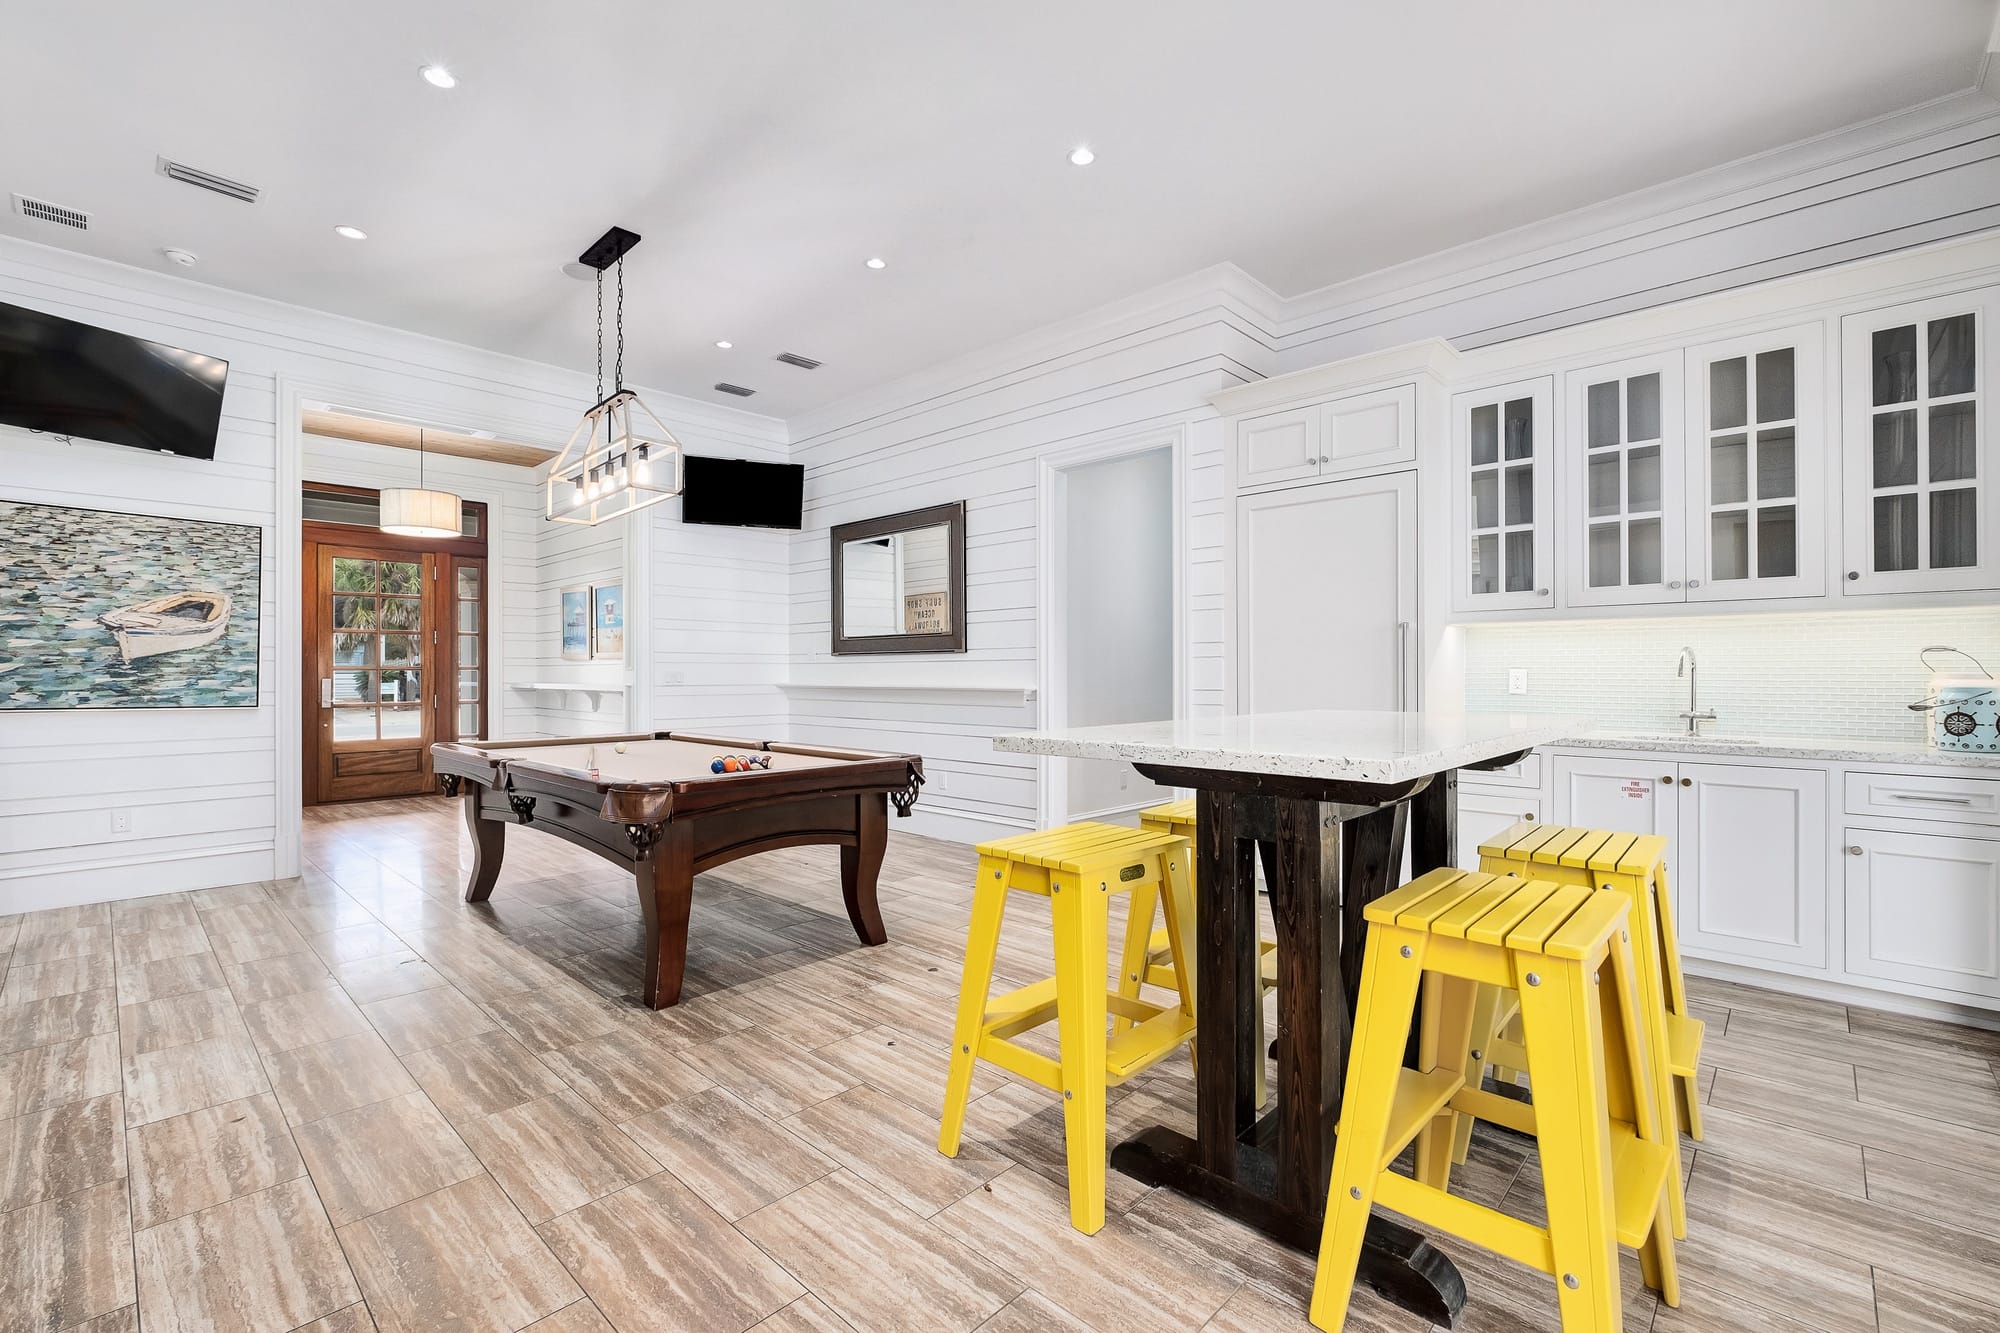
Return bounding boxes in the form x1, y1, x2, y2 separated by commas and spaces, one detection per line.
310, 544, 440, 802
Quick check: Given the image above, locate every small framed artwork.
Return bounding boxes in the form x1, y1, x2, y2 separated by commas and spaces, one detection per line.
591, 583, 625, 661
559, 585, 592, 661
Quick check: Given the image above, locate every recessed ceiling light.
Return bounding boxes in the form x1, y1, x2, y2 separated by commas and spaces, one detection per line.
420, 64, 457, 89
160, 247, 198, 268
714, 340, 733, 349
865, 257, 886, 270
1068, 145, 1095, 166
333, 225, 368, 241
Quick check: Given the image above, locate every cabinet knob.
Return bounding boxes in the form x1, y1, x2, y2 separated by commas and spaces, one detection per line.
1523, 813, 1535, 822
1847, 570, 1860, 581
1667, 580, 1681, 590
1847, 845, 1864, 856
1536, 588, 1549, 597
1680, 777, 1692, 787
1688, 578, 1702, 588
1318, 455, 1330, 465
1659, 775, 1672, 784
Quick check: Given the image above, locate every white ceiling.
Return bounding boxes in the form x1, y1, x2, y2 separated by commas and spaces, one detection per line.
1, 1, 1993, 419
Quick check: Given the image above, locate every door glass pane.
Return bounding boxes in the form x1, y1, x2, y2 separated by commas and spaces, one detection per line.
1755, 348, 1795, 422
456, 566, 481, 599
1588, 455, 1620, 517
1931, 402, 1977, 482
331, 559, 376, 593
332, 709, 376, 742
1626, 445, 1661, 512
380, 706, 422, 741
1872, 412, 1918, 487
1469, 404, 1498, 466
332, 670, 375, 703
458, 634, 478, 667
1711, 510, 1749, 581
457, 669, 480, 703
1587, 524, 1621, 587
1757, 505, 1797, 579
1756, 428, 1796, 500
382, 634, 421, 666
1470, 534, 1499, 595
1628, 519, 1662, 585
1873, 494, 1918, 571
1932, 489, 1977, 569
1503, 466, 1533, 525
456, 601, 479, 633
378, 669, 420, 705
332, 633, 374, 667
381, 562, 421, 595
378, 598, 421, 631
1503, 531, 1534, 593
460, 509, 482, 538
1502, 399, 1534, 459
1470, 471, 1498, 529
1587, 382, 1619, 449
1626, 373, 1661, 442
1709, 358, 1746, 431
1929, 314, 1976, 398
1710, 435, 1748, 505
458, 704, 480, 737
1873, 325, 1917, 405
332, 596, 375, 630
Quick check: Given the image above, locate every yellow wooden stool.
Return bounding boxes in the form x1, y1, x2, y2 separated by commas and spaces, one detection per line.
1126, 799, 1279, 1103
1310, 869, 1680, 1333
938, 821, 1197, 1233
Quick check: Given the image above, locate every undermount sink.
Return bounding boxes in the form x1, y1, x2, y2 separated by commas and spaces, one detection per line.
1609, 731, 1764, 746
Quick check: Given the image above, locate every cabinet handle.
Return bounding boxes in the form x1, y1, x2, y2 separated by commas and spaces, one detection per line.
1319, 455, 1330, 465
1688, 578, 1702, 588
1396, 620, 1411, 712
1847, 570, 1860, 581
1668, 580, 1681, 590
1680, 777, 1692, 787
1890, 792, 1976, 805
1523, 813, 1536, 822
1847, 845, 1864, 856
1536, 588, 1549, 597
1659, 775, 1672, 784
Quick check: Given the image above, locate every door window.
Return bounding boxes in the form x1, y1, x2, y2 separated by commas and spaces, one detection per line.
330, 556, 424, 743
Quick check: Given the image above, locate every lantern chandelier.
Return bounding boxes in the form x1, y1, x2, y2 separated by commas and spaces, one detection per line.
545, 226, 684, 527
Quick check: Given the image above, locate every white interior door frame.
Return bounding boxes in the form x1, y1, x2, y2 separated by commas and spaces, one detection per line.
1033, 421, 1187, 829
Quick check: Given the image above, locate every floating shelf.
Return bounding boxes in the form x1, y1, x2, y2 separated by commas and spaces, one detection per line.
511, 682, 625, 710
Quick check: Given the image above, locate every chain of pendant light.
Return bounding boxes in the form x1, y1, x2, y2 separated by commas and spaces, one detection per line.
592, 258, 629, 405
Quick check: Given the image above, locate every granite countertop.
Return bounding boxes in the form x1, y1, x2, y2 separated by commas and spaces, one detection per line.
1555, 730, 2000, 770
992, 710, 1589, 784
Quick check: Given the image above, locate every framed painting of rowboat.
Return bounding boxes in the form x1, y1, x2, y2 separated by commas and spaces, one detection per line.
0, 499, 261, 710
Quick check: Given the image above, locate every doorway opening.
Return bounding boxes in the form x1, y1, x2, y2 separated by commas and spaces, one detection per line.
1040, 438, 1180, 825
301, 483, 488, 803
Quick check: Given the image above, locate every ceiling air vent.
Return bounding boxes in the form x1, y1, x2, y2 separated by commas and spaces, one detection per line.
11, 193, 89, 230
774, 352, 822, 370
156, 157, 260, 203
713, 382, 757, 397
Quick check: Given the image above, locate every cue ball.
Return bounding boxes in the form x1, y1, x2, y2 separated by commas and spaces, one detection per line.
614, 743, 627, 754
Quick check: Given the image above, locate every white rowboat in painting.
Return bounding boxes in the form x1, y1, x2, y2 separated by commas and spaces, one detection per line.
99, 591, 232, 662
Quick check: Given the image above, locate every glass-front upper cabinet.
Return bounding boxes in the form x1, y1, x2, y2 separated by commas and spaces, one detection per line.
1684, 324, 1825, 602
1451, 377, 1554, 611
1563, 354, 1685, 607
1842, 289, 1998, 594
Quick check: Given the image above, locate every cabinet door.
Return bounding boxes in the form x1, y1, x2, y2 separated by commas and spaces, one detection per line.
1236, 472, 1417, 713
1677, 762, 1828, 968
1845, 827, 2000, 999
1459, 789, 1544, 871
1842, 288, 1999, 593
1553, 754, 1677, 836
1237, 407, 1321, 488
1321, 384, 1417, 477
1686, 324, 1826, 602
1452, 378, 1554, 612
1565, 355, 1686, 606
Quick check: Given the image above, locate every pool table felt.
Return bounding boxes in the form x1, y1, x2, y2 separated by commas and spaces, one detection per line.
480, 738, 846, 785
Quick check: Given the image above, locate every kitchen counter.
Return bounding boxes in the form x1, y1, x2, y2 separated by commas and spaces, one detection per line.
1559, 731, 2000, 770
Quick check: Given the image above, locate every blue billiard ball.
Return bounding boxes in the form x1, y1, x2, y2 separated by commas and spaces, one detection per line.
710, 757, 726, 774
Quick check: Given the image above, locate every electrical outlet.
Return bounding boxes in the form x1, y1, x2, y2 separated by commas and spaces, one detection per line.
109, 809, 132, 836
1508, 669, 1529, 696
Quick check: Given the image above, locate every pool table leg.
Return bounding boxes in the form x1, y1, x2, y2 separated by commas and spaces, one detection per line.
462, 788, 505, 903
636, 823, 696, 1009
840, 792, 889, 947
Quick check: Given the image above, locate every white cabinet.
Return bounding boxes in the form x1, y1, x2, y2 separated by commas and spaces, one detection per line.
1459, 788, 1544, 871
1451, 378, 1554, 612
1555, 754, 1678, 837
1684, 324, 1826, 602
1236, 471, 1417, 713
1564, 354, 1686, 607
1844, 827, 2000, 1000
1841, 288, 2000, 594
1235, 385, 1415, 490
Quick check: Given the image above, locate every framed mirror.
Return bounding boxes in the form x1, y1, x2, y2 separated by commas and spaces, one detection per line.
830, 501, 967, 654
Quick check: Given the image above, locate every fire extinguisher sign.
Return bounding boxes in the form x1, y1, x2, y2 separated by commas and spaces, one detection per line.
1620, 780, 1649, 799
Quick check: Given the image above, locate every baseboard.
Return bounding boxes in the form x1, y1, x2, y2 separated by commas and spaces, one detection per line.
1683, 956, 2000, 1033
890, 805, 1032, 847
0, 844, 276, 915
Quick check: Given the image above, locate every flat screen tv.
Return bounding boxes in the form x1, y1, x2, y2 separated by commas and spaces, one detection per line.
680, 454, 804, 530
0, 300, 229, 460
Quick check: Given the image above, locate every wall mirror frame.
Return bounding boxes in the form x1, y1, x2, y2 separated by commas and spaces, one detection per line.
830, 500, 968, 654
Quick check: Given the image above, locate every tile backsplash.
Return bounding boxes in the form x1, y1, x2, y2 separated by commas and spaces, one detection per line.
1460, 608, 2000, 743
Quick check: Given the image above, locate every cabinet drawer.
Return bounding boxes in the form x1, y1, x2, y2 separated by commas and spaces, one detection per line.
1844, 770, 2000, 827
1462, 752, 1543, 790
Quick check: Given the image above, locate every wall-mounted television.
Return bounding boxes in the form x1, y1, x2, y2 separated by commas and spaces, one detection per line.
0, 299, 229, 460
680, 454, 805, 530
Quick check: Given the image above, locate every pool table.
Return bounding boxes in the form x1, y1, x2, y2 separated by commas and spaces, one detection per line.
431, 732, 925, 1008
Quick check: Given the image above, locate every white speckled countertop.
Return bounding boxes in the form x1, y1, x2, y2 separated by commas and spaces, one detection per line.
1558, 731, 2000, 770
992, 710, 1589, 784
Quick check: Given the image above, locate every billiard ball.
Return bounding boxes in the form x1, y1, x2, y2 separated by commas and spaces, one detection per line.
710, 757, 726, 773
614, 742, 627, 754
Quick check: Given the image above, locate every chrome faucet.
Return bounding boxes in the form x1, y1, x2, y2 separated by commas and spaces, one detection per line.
1677, 647, 1717, 735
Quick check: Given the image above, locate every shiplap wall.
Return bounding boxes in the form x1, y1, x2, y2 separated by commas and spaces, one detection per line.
526, 515, 628, 737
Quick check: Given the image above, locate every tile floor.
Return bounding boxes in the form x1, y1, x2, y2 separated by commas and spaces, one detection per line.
2, 795, 1998, 1332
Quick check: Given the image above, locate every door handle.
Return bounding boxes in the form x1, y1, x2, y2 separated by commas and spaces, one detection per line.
1396, 620, 1411, 712
320, 678, 333, 708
